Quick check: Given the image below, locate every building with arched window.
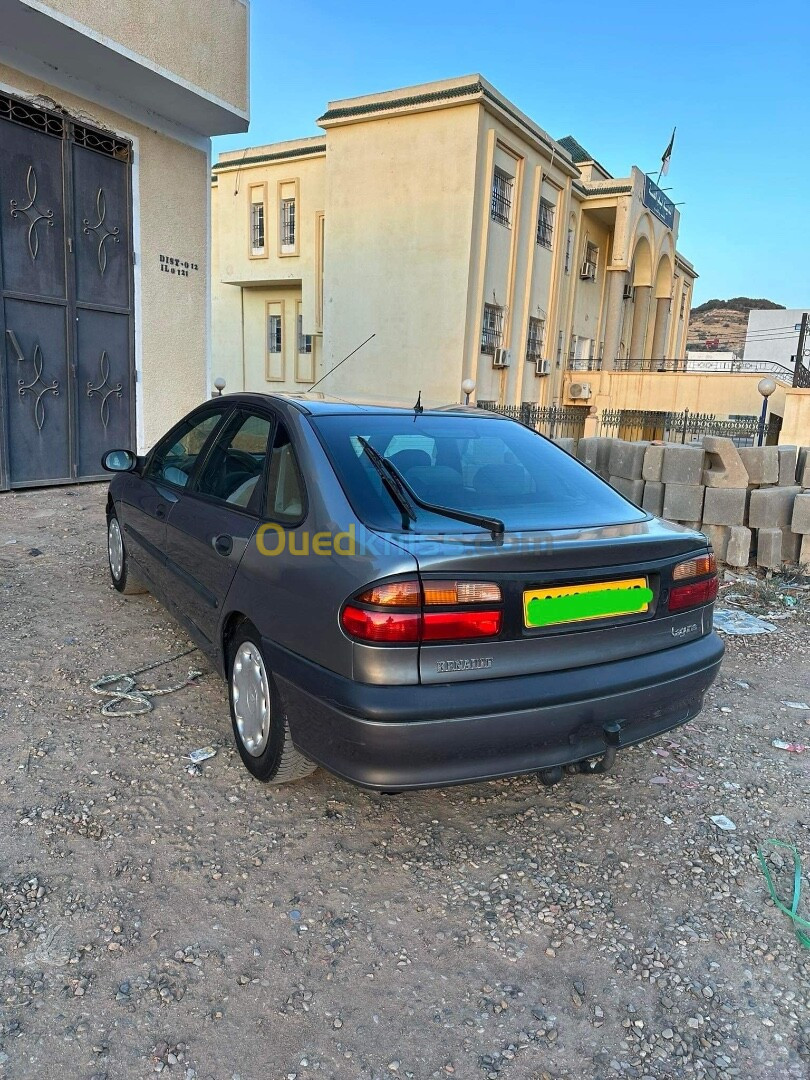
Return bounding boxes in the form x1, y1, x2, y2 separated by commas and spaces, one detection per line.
212, 75, 696, 411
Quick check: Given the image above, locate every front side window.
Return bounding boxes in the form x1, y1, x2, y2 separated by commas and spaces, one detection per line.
280, 198, 296, 250
312, 414, 645, 534
490, 168, 513, 227
266, 423, 305, 523
526, 317, 544, 361
481, 303, 504, 355
195, 412, 273, 509
146, 411, 224, 489
536, 199, 554, 248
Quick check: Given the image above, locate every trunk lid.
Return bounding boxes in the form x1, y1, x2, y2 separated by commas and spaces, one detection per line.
398, 519, 713, 684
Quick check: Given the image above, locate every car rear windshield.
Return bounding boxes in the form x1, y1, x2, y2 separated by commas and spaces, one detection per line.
310, 413, 647, 533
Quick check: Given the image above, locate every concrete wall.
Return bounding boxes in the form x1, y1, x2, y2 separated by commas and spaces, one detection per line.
743, 308, 805, 366
572, 369, 787, 421
36, 0, 249, 114
780, 389, 810, 447
0, 64, 210, 449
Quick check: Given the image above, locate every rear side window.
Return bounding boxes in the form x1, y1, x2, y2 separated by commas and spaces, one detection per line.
265, 422, 305, 523
311, 414, 646, 533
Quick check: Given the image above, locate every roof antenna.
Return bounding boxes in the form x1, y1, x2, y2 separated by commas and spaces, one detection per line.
413, 390, 423, 422
307, 333, 376, 393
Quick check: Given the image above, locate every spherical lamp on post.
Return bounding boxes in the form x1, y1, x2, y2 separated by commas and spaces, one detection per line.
461, 378, 476, 406
756, 377, 777, 446
213, 376, 226, 398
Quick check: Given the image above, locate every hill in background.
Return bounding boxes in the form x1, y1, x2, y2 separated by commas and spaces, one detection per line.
687, 297, 785, 354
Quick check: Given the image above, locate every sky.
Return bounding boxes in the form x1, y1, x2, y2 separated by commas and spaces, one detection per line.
213, 0, 809, 308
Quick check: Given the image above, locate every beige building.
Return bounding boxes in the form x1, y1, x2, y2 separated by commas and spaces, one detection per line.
0, 0, 249, 490
212, 75, 696, 412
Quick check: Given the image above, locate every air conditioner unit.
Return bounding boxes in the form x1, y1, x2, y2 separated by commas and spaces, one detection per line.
535, 358, 550, 376
580, 261, 596, 280
623, 281, 634, 300
568, 381, 591, 400
492, 347, 511, 368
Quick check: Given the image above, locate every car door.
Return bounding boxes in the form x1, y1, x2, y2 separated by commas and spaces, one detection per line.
162, 409, 274, 645
120, 407, 228, 594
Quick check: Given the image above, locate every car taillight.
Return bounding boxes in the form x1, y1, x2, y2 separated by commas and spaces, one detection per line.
342, 578, 503, 644
668, 554, 719, 612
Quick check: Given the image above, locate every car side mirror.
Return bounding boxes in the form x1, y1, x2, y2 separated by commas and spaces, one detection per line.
102, 449, 137, 472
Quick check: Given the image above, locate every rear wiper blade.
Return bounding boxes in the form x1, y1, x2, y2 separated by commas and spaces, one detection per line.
358, 437, 417, 530
357, 437, 504, 540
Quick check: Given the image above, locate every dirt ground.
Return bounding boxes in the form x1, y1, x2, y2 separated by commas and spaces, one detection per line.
0, 484, 809, 1080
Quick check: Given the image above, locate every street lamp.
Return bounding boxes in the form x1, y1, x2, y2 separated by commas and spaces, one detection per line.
461, 378, 476, 406
756, 377, 777, 446
213, 376, 226, 398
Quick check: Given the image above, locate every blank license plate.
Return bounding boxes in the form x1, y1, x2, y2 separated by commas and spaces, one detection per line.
523, 577, 652, 628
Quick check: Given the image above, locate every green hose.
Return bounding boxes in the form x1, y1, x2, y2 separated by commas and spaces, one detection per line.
757, 840, 810, 949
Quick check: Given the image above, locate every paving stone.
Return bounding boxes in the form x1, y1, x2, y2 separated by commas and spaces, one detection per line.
641, 444, 666, 482
738, 446, 779, 486
777, 445, 798, 487
792, 492, 810, 534
781, 530, 801, 565
748, 486, 800, 530
662, 483, 705, 522
756, 527, 783, 570
609, 475, 645, 504
577, 436, 614, 477
641, 480, 664, 516
702, 436, 748, 488
702, 486, 749, 527
797, 446, 810, 487
661, 445, 705, 486
726, 526, 752, 568
608, 440, 649, 481
702, 524, 730, 562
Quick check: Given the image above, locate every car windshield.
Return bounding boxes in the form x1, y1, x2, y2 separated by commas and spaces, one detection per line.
311, 413, 647, 533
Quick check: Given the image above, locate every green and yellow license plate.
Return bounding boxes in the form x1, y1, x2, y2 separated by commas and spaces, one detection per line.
523, 577, 653, 629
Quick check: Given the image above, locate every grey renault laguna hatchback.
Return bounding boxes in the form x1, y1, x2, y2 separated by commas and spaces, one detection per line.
103, 393, 724, 791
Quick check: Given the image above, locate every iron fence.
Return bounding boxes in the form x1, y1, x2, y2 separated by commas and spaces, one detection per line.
597, 408, 782, 447
477, 402, 587, 442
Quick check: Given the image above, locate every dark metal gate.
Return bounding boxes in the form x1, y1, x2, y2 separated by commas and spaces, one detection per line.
0, 93, 134, 490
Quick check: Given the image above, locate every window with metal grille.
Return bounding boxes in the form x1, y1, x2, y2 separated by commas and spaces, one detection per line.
251, 201, 265, 253
298, 313, 312, 354
536, 199, 554, 248
564, 227, 573, 273
481, 304, 504, 355
267, 312, 282, 354
490, 168, 513, 227
580, 241, 598, 280
526, 317, 545, 361
281, 198, 296, 248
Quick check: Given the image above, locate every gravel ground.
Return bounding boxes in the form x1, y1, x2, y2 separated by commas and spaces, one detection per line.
0, 484, 809, 1080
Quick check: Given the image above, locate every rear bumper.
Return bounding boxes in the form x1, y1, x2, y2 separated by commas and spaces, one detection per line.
266, 632, 725, 791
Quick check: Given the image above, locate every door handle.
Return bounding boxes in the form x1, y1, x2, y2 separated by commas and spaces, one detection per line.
213, 534, 233, 557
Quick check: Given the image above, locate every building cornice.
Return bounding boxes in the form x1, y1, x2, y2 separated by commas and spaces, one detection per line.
213, 143, 326, 172
318, 79, 580, 179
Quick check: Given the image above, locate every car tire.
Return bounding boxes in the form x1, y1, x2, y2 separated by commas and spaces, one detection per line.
227, 621, 316, 785
108, 512, 148, 595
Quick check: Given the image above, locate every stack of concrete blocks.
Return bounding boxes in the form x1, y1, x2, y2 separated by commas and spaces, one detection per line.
576, 434, 810, 571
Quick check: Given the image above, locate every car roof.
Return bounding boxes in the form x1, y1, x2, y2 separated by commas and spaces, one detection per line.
212, 392, 502, 419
